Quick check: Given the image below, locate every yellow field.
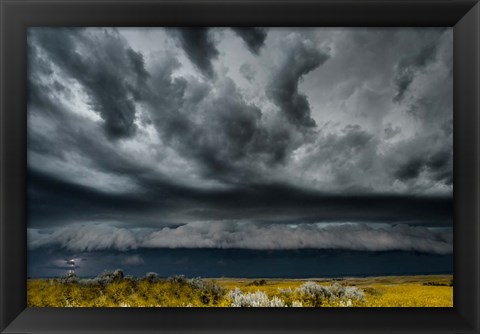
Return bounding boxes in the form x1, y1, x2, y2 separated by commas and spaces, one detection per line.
216, 275, 453, 307
27, 274, 453, 307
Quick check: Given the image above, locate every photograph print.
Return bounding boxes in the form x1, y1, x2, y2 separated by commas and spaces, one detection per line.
27, 27, 453, 307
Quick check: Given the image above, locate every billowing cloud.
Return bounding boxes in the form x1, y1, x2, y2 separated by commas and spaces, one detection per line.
27, 28, 453, 269
29, 28, 148, 139
28, 224, 139, 251
173, 28, 219, 78
393, 29, 445, 102
27, 27, 452, 200
28, 221, 452, 254
267, 34, 330, 128
231, 28, 267, 54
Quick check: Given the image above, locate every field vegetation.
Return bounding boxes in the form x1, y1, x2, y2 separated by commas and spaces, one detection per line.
27, 271, 453, 307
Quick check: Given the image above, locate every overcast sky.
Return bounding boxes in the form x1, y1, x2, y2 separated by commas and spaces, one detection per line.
27, 28, 453, 275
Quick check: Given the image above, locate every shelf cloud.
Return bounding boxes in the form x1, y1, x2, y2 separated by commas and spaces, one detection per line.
28, 221, 452, 254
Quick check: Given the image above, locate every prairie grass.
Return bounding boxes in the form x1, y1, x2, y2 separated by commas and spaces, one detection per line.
363, 284, 452, 307
27, 274, 453, 307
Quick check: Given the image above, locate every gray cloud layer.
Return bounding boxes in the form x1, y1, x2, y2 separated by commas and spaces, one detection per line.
28, 222, 452, 254
28, 27, 452, 196
27, 28, 453, 255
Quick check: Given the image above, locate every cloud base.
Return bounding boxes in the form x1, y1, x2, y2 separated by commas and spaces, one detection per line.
28, 221, 452, 254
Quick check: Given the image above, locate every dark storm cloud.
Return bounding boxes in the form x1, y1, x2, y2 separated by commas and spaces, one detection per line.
395, 158, 424, 181
27, 42, 207, 207
186, 84, 264, 175
27, 83, 174, 201
27, 28, 453, 260
199, 184, 453, 226
27, 59, 291, 224
174, 28, 219, 78
141, 56, 293, 180
28, 110, 138, 177
29, 28, 148, 139
27, 38, 55, 108
28, 27, 452, 197
27, 169, 160, 226
231, 28, 267, 54
267, 36, 329, 128
393, 29, 445, 102
294, 124, 379, 193
394, 148, 452, 185
29, 165, 452, 229
29, 221, 452, 254
427, 150, 453, 185
141, 222, 452, 254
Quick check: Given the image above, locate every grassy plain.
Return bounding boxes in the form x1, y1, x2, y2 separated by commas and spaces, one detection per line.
27, 274, 453, 307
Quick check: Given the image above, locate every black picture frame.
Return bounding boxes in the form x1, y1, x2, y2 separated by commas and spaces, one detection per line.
1, 0, 479, 333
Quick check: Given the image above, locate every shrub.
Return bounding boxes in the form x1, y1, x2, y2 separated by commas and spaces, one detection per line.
145, 272, 160, 283
187, 277, 225, 304
295, 282, 365, 307
58, 273, 79, 284
295, 281, 332, 307
343, 286, 365, 302
27, 276, 453, 308
228, 288, 285, 307
113, 269, 124, 279
168, 275, 187, 284
330, 282, 365, 303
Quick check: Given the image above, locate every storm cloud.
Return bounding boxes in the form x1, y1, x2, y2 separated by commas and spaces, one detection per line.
231, 28, 268, 54
393, 29, 445, 102
29, 28, 148, 139
174, 28, 219, 78
28, 221, 452, 254
267, 34, 330, 128
27, 28, 453, 274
